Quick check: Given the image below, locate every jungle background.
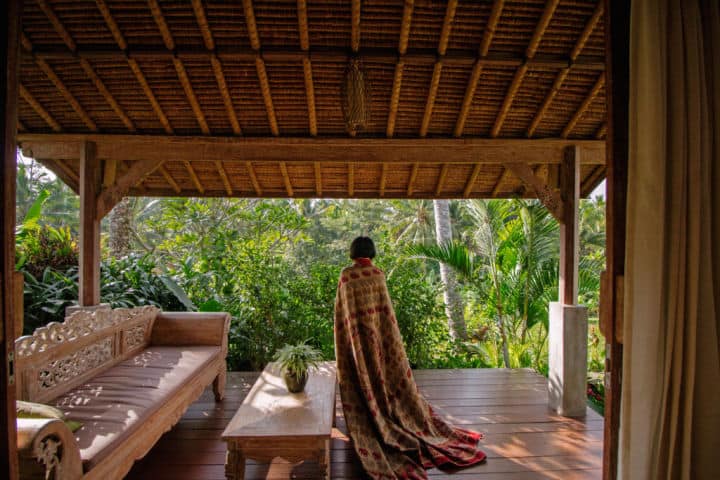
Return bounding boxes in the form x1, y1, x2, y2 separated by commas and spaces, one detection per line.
15, 156, 606, 389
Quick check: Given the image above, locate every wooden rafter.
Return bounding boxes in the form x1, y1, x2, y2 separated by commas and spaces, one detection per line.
40, 158, 78, 193
491, 168, 510, 197
407, 162, 419, 196
562, 72, 605, 138
79, 59, 135, 132
35, 58, 97, 131
379, 163, 387, 197
95, 0, 172, 133
314, 162, 322, 196
463, 163, 482, 198
454, 0, 505, 137
245, 162, 262, 195
35, 0, 76, 52
19, 83, 62, 132
491, 0, 559, 138
149, 0, 209, 134
183, 160, 204, 194
103, 158, 117, 188
215, 160, 233, 195
279, 162, 293, 196
527, 2, 604, 137
595, 122, 607, 139
159, 165, 181, 194
419, 0, 457, 138
348, 163, 355, 196
17, 119, 27, 132
97, 158, 165, 217
386, 0, 414, 138
435, 164, 449, 196
298, 1, 317, 136
191, 0, 241, 135
506, 162, 564, 221
242, 0, 261, 51
351, 0, 361, 52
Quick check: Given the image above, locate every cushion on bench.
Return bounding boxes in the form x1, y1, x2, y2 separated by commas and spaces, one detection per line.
53, 346, 220, 471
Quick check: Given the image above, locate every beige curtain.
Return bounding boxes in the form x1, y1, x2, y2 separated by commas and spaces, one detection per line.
621, 0, 720, 479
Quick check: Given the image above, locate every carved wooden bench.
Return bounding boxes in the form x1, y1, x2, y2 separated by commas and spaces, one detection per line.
222, 361, 337, 480
15, 306, 230, 480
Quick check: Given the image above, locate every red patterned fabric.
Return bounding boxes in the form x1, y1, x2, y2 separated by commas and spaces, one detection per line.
334, 260, 486, 479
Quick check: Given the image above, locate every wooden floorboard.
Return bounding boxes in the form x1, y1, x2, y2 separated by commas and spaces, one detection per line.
126, 369, 603, 479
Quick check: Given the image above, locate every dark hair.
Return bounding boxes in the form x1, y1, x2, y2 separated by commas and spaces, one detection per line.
349, 236, 376, 259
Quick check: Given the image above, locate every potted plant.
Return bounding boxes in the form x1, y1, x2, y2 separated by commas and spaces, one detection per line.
273, 343, 322, 393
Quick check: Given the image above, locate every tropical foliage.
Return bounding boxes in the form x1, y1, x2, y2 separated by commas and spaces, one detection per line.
15, 157, 606, 376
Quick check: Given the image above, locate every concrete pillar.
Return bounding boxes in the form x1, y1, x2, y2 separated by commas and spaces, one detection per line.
548, 302, 588, 417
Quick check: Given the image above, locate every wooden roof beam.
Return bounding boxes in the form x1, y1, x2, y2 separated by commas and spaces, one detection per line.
506, 162, 564, 221
351, 0, 361, 53
595, 122, 607, 139
192, 0, 242, 135
246, 162, 262, 196
279, 162, 294, 196
527, 2, 604, 138
39, 158, 79, 193
97, 158, 165, 217
454, 0, 505, 137
562, 72, 605, 138
159, 165, 181, 194
463, 163, 481, 198
298, 0, 317, 136
95, 0, 172, 133
18, 135, 607, 166
183, 160, 205, 194
35, 58, 97, 131
419, 0, 457, 138
491, 0, 559, 138
386, 0, 414, 138
215, 160, 233, 195
17, 119, 27, 132
19, 84, 62, 132
407, 163, 419, 196
491, 168, 509, 197
35, 0, 76, 51
435, 164, 449, 196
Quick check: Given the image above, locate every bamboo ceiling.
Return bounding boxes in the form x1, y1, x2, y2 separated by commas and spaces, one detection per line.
16, 0, 607, 200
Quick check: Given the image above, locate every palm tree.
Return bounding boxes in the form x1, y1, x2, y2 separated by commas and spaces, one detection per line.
433, 199, 467, 341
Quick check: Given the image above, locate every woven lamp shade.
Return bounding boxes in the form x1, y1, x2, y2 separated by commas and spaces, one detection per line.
341, 58, 371, 136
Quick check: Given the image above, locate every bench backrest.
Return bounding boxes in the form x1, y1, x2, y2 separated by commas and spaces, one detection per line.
14, 306, 159, 403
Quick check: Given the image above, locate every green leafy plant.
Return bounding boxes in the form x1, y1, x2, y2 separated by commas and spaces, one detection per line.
274, 342, 323, 392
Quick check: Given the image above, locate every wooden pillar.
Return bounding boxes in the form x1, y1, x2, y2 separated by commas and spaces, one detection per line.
79, 141, 101, 306
559, 145, 580, 305
602, 0, 629, 478
1, 0, 20, 477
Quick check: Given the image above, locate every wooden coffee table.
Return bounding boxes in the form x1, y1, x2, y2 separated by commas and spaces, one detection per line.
222, 361, 337, 480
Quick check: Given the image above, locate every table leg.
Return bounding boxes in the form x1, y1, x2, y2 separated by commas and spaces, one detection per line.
318, 439, 330, 480
225, 448, 245, 480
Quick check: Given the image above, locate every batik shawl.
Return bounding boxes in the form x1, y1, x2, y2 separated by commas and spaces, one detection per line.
334, 259, 486, 479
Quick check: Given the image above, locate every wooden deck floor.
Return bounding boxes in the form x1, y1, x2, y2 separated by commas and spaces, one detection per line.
127, 369, 603, 479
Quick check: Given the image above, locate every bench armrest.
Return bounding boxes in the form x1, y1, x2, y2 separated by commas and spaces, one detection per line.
150, 311, 230, 353
17, 418, 82, 480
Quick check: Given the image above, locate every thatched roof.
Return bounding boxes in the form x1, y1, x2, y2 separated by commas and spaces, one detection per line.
17, 0, 606, 200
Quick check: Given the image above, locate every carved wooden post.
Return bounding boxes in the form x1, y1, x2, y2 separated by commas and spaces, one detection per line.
79, 141, 102, 306
548, 145, 588, 417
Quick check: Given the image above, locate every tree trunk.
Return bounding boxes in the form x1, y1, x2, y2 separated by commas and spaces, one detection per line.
433, 199, 467, 341
108, 197, 132, 258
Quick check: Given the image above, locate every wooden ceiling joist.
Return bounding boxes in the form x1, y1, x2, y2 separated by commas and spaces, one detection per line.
19, 83, 62, 132
35, 0, 75, 52
279, 162, 293, 196
95, 0, 126, 50
148, 0, 175, 50
215, 160, 233, 195
463, 163, 482, 198
562, 72, 605, 138
491, 0, 559, 138
98, 158, 165, 217
386, 0, 414, 138
245, 162, 262, 196
435, 164, 449, 196
242, 0, 261, 51
183, 160, 204, 194
506, 162, 563, 221
527, 2, 604, 137
454, 0, 505, 137
159, 165, 181, 194
407, 163, 419, 196
351, 0, 361, 52
298, 0, 317, 136
35, 58, 97, 132
41, 158, 78, 192
491, 168, 510, 197
192, 0, 214, 51
173, 57, 210, 135
79, 59, 135, 132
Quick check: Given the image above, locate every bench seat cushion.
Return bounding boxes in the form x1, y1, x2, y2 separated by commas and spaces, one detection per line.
52, 346, 221, 471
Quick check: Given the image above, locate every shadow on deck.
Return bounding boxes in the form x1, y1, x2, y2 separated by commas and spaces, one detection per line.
127, 369, 603, 479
